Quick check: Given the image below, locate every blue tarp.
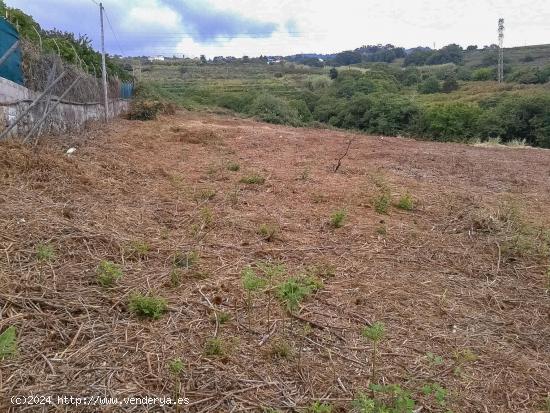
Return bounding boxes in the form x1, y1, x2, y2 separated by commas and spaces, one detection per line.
0, 18, 24, 85
120, 82, 133, 99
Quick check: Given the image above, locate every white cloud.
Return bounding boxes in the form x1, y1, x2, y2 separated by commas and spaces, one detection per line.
7, 0, 550, 57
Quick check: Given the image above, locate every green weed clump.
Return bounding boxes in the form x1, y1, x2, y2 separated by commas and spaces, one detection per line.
173, 250, 199, 269
36, 243, 55, 262
204, 337, 225, 356
227, 162, 240, 172
0, 326, 17, 360
240, 174, 265, 185
129, 293, 167, 319
362, 322, 386, 385
168, 357, 185, 375
277, 278, 314, 314
96, 260, 123, 287
330, 209, 347, 228
421, 383, 448, 407
396, 194, 414, 211
374, 192, 391, 214
307, 401, 333, 413
124, 241, 149, 260
196, 188, 216, 201
269, 338, 293, 359
258, 223, 278, 241
353, 384, 415, 413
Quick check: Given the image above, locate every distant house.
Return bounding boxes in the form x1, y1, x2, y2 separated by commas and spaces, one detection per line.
148, 56, 165, 62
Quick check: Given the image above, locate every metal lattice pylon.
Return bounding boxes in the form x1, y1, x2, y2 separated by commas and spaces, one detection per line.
498, 18, 505, 83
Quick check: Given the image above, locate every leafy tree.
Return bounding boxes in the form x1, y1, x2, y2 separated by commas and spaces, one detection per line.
418, 77, 441, 94
426, 44, 464, 65
472, 67, 496, 81
329, 67, 338, 80
249, 94, 300, 126
334, 50, 362, 66
442, 76, 459, 93
418, 102, 482, 141
466, 45, 478, 51
479, 94, 550, 147
404, 48, 433, 66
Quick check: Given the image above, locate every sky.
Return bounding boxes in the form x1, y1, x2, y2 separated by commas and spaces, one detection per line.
6, 0, 550, 58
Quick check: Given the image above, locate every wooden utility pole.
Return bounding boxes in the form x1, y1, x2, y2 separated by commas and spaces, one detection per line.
100, 2, 109, 122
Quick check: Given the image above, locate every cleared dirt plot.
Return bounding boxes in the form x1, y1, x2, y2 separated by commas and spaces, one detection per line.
1, 112, 550, 412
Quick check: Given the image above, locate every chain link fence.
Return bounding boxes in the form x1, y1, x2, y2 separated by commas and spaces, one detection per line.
21, 39, 129, 103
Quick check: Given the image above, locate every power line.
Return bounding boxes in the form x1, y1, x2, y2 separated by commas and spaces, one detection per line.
103, 7, 125, 56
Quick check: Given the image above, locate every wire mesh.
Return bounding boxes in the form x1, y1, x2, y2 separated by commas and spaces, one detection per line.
20, 39, 124, 103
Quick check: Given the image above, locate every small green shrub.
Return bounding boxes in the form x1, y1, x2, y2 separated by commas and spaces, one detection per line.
204, 337, 225, 356
36, 243, 55, 262
308, 401, 333, 413
129, 293, 167, 319
269, 338, 293, 359
242, 267, 267, 296
330, 209, 347, 228
376, 225, 387, 236
196, 188, 216, 201
0, 326, 17, 360
425, 352, 444, 366
258, 223, 278, 241
215, 311, 231, 324
168, 357, 185, 375
173, 250, 199, 269
374, 193, 391, 214
362, 322, 386, 384
170, 268, 183, 287
277, 278, 312, 314
96, 260, 123, 287
396, 194, 414, 211
421, 383, 448, 407
240, 174, 265, 185
125, 241, 149, 260
227, 162, 240, 172
362, 322, 385, 342
354, 384, 415, 413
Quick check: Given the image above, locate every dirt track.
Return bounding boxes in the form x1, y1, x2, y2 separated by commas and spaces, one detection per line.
1, 111, 549, 412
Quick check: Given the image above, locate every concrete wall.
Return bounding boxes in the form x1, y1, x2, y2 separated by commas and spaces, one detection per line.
0, 77, 129, 139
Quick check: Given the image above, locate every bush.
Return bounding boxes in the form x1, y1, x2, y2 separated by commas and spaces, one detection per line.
128, 293, 167, 319
217, 92, 256, 113
289, 99, 313, 123
472, 67, 496, 81
441, 76, 459, 93
330, 210, 347, 228
418, 77, 441, 94
128, 100, 164, 121
240, 174, 265, 185
96, 260, 123, 287
507, 67, 550, 84
249, 94, 300, 126
479, 94, 550, 147
419, 102, 482, 141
